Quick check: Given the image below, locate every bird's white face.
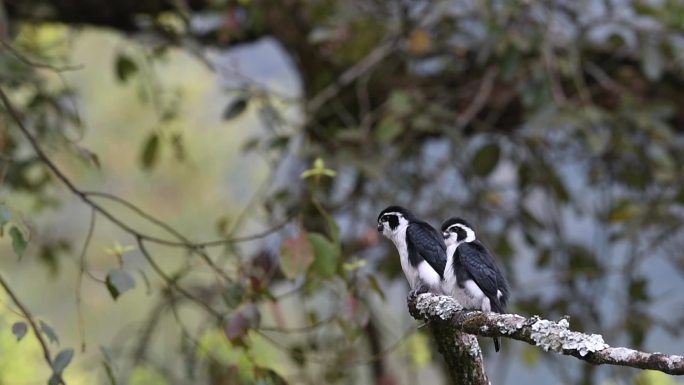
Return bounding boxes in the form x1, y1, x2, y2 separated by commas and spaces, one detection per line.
442, 223, 476, 246
377, 212, 409, 241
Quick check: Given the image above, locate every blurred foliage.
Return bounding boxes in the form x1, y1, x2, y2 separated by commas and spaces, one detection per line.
2, 0, 684, 385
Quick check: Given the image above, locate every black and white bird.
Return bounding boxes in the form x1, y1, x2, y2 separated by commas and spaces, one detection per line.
377, 206, 447, 297
441, 217, 510, 352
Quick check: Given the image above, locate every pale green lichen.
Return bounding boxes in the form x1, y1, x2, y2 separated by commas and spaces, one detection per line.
497, 314, 526, 335
415, 294, 462, 320
530, 318, 608, 356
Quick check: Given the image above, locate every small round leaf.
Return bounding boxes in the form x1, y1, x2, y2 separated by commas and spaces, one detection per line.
472, 143, 501, 176
11, 321, 27, 341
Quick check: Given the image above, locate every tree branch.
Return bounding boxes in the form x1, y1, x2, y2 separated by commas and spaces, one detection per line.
0, 86, 287, 252
0, 273, 66, 384
409, 293, 684, 377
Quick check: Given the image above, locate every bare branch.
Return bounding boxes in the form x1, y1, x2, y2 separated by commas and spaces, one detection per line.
307, 37, 398, 114
0, 86, 287, 261
455, 67, 498, 130
0, 40, 84, 72
135, 236, 223, 319
409, 293, 684, 376
0, 273, 67, 384
75, 208, 96, 353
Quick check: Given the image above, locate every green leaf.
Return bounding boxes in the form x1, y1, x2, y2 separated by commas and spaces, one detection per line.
222, 283, 245, 309
254, 366, 288, 385
375, 117, 403, 142
629, 277, 649, 302
342, 258, 367, 271
140, 133, 160, 170
635, 369, 679, 385
307, 233, 339, 278
75, 145, 101, 169
472, 143, 500, 176
40, 320, 59, 345
388, 91, 411, 116
521, 345, 540, 366
223, 97, 249, 120
568, 245, 600, 276
52, 348, 74, 374
106, 270, 136, 300
536, 248, 551, 268
12, 321, 27, 341
300, 158, 337, 180
129, 366, 170, 385
114, 54, 138, 83
405, 332, 431, 368
9, 226, 27, 259
279, 231, 315, 279
607, 200, 639, 223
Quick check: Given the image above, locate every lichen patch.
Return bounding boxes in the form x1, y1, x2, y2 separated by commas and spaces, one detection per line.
530, 318, 608, 356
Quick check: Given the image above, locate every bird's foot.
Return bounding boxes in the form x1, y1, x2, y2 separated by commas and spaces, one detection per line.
408, 284, 428, 303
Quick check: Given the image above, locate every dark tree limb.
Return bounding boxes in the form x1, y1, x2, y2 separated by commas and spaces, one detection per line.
407, 294, 488, 385
408, 293, 684, 379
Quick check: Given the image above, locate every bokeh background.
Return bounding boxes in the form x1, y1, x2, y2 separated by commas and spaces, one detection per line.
1, 1, 684, 384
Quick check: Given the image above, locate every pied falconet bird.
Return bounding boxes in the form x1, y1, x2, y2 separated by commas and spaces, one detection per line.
377, 206, 447, 297
441, 217, 510, 352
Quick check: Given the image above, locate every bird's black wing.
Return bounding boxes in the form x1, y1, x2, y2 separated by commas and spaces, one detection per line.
406, 221, 446, 278
456, 241, 501, 300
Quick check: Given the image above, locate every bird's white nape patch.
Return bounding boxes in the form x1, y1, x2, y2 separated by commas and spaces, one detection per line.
382, 212, 403, 218
383, 214, 409, 239
448, 223, 476, 243
417, 261, 441, 288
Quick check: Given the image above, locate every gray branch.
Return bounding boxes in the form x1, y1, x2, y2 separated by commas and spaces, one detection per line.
408, 293, 684, 382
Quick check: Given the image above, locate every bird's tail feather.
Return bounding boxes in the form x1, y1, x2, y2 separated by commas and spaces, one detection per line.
493, 336, 500, 352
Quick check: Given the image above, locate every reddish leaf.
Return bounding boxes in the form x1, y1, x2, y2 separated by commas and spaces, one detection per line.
279, 231, 314, 279
224, 304, 260, 344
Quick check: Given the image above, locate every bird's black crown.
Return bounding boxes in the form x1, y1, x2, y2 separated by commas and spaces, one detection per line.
377, 205, 416, 222
440, 217, 474, 232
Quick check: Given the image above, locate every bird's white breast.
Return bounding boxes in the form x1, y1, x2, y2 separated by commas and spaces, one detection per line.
442, 243, 458, 295
389, 222, 420, 289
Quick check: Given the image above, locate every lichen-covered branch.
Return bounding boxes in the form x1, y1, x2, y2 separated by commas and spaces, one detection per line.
409, 293, 684, 376
408, 295, 489, 385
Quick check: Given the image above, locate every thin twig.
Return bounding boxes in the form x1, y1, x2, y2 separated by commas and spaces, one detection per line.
258, 314, 337, 333
0, 40, 84, 72
83, 191, 233, 283
135, 236, 222, 319
455, 67, 498, 130
0, 86, 288, 248
307, 37, 399, 114
75, 208, 96, 353
0, 273, 66, 384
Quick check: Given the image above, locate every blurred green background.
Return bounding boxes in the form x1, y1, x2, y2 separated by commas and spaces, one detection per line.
1, 1, 684, 385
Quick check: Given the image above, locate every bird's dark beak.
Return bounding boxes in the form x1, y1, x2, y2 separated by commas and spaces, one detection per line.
377, 223, 383, 232
442, 232, 449, 239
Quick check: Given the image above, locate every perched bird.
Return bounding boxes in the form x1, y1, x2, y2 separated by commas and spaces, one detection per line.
441, 217, 510, 351
377, 206, 447, 297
